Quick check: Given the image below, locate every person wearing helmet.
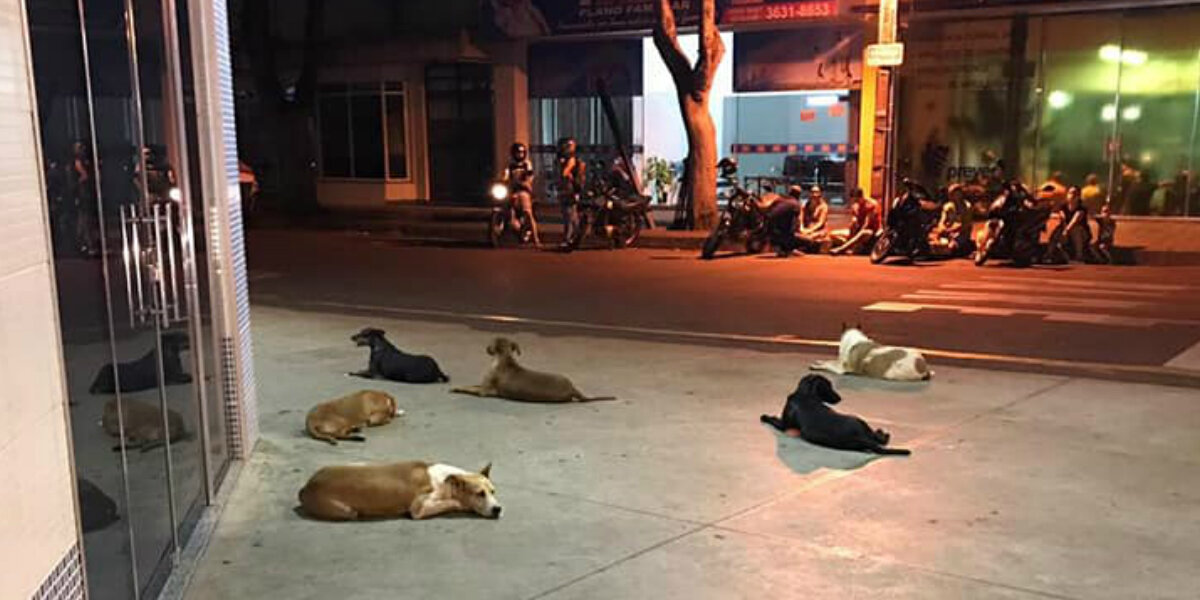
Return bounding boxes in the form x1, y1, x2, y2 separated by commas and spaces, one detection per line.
796, 185, 829, 253
556, 137, 586, 251
503, 142, 540, 247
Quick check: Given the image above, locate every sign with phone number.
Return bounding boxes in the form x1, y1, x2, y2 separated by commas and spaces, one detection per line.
722, 0, 838, 24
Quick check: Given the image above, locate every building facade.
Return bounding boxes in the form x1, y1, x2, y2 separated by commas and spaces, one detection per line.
293, 0, 1200, 218
4, 0, 256, 598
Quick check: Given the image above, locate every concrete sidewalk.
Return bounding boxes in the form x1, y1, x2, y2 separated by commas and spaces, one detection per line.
180, 306, 1200, 600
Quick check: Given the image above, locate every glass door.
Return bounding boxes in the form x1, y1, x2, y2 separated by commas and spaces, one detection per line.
28, 0, 227, 597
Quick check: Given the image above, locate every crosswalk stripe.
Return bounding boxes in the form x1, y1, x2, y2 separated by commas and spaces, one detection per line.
939, 281, 1166, 298
862, 301, 1177, 327
904, 290, 1145, 310
981, 275, 1194, 292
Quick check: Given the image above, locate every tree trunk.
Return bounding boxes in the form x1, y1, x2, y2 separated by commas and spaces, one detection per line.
653, 0, 723, 231
680, 94, 719, 229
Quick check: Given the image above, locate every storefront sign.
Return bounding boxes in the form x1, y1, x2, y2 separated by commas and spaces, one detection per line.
734, 27, 863, 92
485, 0, 841, 38
865, 42, 904, 67
722, 1, 839, 24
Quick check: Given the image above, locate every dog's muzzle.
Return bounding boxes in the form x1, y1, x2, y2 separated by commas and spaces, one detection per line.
490, 506, 502, 519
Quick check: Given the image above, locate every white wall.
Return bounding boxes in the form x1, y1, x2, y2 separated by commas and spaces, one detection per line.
0, 0, 82, 597
642, 32, 734, 164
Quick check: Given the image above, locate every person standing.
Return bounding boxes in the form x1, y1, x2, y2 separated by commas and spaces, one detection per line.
502, 142, 540, 248
556, 137, 586, 252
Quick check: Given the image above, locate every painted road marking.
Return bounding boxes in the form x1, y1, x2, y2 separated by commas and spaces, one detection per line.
286, 300, 1200, 382
861, 301, 1192, 327
981, 276, 1195, 293
938, 281, 1165, 298
1167, 340, 1200, 371
902, 290, 1145, 310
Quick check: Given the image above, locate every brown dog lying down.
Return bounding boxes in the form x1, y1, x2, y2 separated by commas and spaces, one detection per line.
102, 398, 187, 452
306, 389, 402, 445
452, 337, 615, 403
298, 461, 501, 521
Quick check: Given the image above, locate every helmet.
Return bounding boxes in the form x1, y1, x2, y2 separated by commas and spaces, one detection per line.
717, 157, 738, 179
510, 142, 527, 161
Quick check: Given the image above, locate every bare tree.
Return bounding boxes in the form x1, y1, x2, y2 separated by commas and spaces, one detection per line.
652, 0, 723, 230
241, 0, 326, 213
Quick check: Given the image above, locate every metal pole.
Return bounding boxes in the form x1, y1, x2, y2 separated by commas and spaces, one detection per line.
161, 0, 217, 506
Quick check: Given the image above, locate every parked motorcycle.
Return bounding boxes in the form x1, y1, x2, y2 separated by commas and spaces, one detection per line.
870, 178, 942, 264
974, 180, 1048, 268
487, 181, 536, 248
563, 173, 650, 250
701, 158, 770, 260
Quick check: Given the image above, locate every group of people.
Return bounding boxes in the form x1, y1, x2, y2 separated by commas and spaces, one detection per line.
501, 136, 638, 252
764, 185, 883, 258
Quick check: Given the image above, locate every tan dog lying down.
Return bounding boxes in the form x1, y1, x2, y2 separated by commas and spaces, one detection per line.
811, 327, 932, 382
306, 390, 402, 445
103, 398, 187, 452
298, 461, 500, 521
452, 337, 615, 403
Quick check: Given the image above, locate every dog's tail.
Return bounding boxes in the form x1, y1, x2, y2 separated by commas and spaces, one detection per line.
759, 414, 787, 431
872, 446, 911, 456
577, 395, 617, 402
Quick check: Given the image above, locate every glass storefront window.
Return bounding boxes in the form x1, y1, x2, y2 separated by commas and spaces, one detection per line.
317, 82, 410, 180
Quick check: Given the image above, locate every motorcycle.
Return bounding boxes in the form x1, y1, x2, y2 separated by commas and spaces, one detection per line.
974, 180, 1048, 268
487, 181, 536, 248
870, 179, 942, 264
565, 175, 650, 250
701, 160, 770, 260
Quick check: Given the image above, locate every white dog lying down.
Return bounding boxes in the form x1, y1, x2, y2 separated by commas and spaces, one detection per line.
811, 327, 932, 382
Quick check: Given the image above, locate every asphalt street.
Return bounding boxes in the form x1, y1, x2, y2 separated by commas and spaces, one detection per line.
245, 229, 1200, 379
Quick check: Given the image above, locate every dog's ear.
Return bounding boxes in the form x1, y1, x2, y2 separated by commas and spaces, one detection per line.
479, 462, 492, 478
840, 321, 848, 332
445, 474, 464, 491
511, 342, 520, 356
486, 343, 496, 356
854, 322, 862, 332
817, 377, 842, 405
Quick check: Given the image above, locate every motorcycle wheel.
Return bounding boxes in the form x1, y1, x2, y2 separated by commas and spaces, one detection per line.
745, 235, 766, 255
615, 214, 642, 248
869, 231, 896, 264
701, 222, 727, 260
488, 210, 506, 248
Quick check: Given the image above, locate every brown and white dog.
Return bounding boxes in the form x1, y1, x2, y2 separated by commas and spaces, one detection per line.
305, 389, 403, 445
452, 337, 615, 403
811, 326, 932, 382
298, 461, 501, 521
102, 397, 188, 452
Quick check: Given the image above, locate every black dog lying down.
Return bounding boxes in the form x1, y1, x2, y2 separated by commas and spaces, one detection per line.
90, 332, 192, 394
350, 328, 449, 383
761, 374, 910, 456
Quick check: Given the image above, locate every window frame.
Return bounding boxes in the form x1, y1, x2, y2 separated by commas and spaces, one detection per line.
316, 81, 412, 183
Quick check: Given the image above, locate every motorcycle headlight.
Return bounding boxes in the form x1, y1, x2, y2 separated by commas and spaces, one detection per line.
168, 187, 182, 202
605, 200, 613, 210
489, 183, 509, 202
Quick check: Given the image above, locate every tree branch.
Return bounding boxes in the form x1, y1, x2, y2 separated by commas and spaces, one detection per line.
693, 0, 724, 97
295, 0, 326, 107
652, 0, 693, 90
243, 0, 284, 108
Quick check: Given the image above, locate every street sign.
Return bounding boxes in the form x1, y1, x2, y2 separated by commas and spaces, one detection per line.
866, 43, 905, 67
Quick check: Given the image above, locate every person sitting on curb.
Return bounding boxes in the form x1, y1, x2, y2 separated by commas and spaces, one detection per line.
796, 185, 829, 254
830, 188, 881, 255
768, 186, 804, 257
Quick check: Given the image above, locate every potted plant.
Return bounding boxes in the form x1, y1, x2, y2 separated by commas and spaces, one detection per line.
645, 156, 676, 205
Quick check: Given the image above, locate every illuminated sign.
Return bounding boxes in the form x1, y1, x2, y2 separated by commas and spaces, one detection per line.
865, 42, 904, 67
722, 1, 839, 24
